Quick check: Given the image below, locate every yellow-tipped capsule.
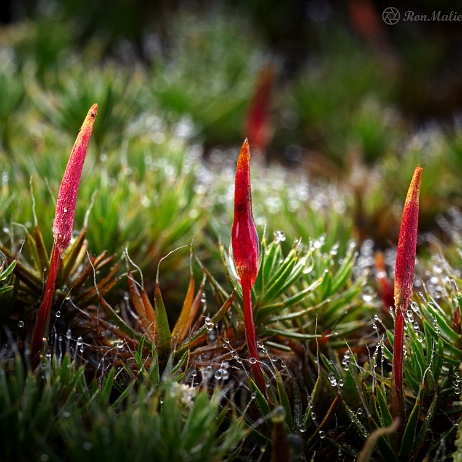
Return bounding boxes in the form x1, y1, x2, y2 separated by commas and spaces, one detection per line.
53, 104, 98, 254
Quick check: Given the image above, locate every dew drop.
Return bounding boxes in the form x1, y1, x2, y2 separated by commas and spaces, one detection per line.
361, 286, 374, 302
55, 311, 61, 318
18, 321, 24, 328
274, 230, 286, 243
204, 317, 214, 331
328, 372, 337, 387
208, 329, 217, 342
249, 357, 257, 365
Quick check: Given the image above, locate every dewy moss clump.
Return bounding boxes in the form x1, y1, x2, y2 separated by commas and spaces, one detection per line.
0, 104, 462, 462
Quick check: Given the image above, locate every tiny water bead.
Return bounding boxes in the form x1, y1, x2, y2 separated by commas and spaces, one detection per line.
328, 372, 337, 387
55, 311, 61, 318
319, 430, 325, 439
330, 243, 339, 255
204, 317, 214, 331
202, 366, 213, 379
274, 229, 286, 243
361, 286, 375, 302
207, 329, 217, 342
453, 372, 461, 394
342, 352, 351, 371
83, 442, 93, 451
299, 423, 307, 433
249, 357, 257, 365
18, 320, 24, 328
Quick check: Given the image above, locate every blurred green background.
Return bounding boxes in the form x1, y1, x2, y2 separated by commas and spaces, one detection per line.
1, 0, 462, 268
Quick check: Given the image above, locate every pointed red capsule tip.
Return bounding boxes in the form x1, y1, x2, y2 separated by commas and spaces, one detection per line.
53, 104, 98, 255
232, 139, 259, 287
394, 165, 422, 314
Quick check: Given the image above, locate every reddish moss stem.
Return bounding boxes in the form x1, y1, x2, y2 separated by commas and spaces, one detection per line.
391, 309, 405, 439
242, 278, 266, 393
30, 245, 61, 368
391, 165, 422, 446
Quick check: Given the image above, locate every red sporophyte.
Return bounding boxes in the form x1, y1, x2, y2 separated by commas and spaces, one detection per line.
53, 104, 98, 254
244, 66, 274, 154
374, 251, 395, 315
30, 104, 98, 368
454, 306, 461, 335
391, 165, 422, 445
232, 139, 266, 394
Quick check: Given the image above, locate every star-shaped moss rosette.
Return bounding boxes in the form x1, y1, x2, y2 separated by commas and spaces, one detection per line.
91, 246, 234, 370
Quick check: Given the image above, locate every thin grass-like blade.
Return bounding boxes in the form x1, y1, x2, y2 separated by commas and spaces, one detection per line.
154, 283, 172, 357
172, 274, 195, 344
127, 270, 152, 339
